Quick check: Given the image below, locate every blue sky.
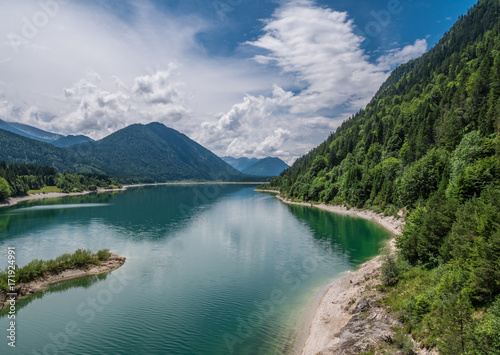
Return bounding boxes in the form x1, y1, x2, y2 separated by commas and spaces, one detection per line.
0, 0, 479, 163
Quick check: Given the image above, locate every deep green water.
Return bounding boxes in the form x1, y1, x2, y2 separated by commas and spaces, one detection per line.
0, 185, 391, 354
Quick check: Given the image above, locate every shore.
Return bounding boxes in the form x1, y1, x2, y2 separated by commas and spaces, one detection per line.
1, 181, 267, 209
257, 190, 405, 354
0, 253, 126, 311
0, 187, 126, 209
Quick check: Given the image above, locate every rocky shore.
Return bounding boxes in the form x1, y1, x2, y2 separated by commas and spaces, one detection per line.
0, 254, 126, 311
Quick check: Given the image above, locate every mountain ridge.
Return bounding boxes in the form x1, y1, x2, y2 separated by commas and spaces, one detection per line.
222, 156, 289, 176
0, 119, 93, 147
0, 122, 241, 182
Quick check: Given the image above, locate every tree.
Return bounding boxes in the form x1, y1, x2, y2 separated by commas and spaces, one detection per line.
0, 177, 11, 200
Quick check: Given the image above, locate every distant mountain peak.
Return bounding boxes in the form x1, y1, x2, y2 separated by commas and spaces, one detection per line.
0, 119, 93, 147
222, 156, 289, 177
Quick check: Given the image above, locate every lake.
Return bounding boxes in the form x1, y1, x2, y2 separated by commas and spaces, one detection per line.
0, 184, 391, 354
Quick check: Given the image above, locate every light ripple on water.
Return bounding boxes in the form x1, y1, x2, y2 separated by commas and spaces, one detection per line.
12, 203, 111, 213
0, 185, 391, 355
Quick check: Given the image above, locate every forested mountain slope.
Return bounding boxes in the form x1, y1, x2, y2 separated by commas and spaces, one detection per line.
77, 122, 241, 181
271, 0, 499, 211
269, 0, 500, 353
0, 122, 241, 182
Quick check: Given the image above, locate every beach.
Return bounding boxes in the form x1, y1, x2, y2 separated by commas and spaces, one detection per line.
257, 190, 405, 354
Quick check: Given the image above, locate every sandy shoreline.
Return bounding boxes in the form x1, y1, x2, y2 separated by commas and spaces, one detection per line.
256, 190, 405, 354
0, 188, 127, 209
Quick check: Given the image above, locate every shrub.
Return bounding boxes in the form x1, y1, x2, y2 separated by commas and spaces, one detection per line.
381, 253, 400, 286
0, 249, 115, 287
96, 249, 111, 261
0, 177, 12, 200
393, 327, 417, 355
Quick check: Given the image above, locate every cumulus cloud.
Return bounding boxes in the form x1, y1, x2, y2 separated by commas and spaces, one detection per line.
196, 85, 294, 159
0, 0, 275, 137
132, 68, 182, 105
248, 1, 389, 114
0, 0, 429, 163
377, 39, 428, 69
199, 0, 428, 162
56, 68, 191, 138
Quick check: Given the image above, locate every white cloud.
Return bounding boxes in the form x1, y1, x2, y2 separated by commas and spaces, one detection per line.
377, 39, 428, 69
0, 0, 276, 137
0, 0, 429, 164
132, 68, 182, 105
248, 1, 389, 114
202, 0, 428, 163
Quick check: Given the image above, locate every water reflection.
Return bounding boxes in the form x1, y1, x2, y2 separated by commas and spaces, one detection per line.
0, 186, 391, 355
0, 184, 245, 238
0, 273, 109, 317
285, 204, 389, 264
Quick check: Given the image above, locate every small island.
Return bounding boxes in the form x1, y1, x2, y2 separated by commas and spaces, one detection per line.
0, 249, 126, 311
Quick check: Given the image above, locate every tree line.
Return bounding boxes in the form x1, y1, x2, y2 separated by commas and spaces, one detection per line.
0, 161, 122, 200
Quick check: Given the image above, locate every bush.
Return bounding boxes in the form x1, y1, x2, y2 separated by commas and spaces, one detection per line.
393, 327, 416, 355
68, 249, 96, 267
17, 259, 46, 283
96, 249, 111, 261
0, 270, 8, 291
381, 253, 400, 287
0, 177, 11, 200
470, 295, 500, 353
0, 249, 115, 288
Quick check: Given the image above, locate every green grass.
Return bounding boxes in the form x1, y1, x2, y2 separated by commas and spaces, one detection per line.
27, 186, 62, 194
0, 249, 112, 291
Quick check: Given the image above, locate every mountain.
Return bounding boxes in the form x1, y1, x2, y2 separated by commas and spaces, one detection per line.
0, 119, 63, 143
270, 0, 500, 207
222, 157, 259, 172
76, 122, 241, 181
0, 119, 93, 147
222, 156, 289, 176
53, 135, 94, 147
268, 0, 500, 352
0, 128, 99, 173
0, 122, 241, 182
241, 157, 289, 176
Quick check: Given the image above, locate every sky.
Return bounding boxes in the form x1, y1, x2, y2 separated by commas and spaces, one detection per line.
0, 0, 479, 164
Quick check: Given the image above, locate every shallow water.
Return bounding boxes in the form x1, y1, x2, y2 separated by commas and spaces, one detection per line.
0, 185, 390, 354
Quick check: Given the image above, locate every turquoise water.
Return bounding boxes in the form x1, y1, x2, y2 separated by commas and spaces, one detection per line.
0, 185, 391, 354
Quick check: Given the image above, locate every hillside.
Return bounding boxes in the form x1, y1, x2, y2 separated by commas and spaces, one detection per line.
0, 119, 63, 143
222, 156, 289, 176
0, 122, 241, 182
78, 123, 241, 181
241, 157, 289, 176
0, 129, 100, 173
268, 0, 500, 353
53, 135, 94, 147
222, 156, 259, 171
0, 119, 93, 147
